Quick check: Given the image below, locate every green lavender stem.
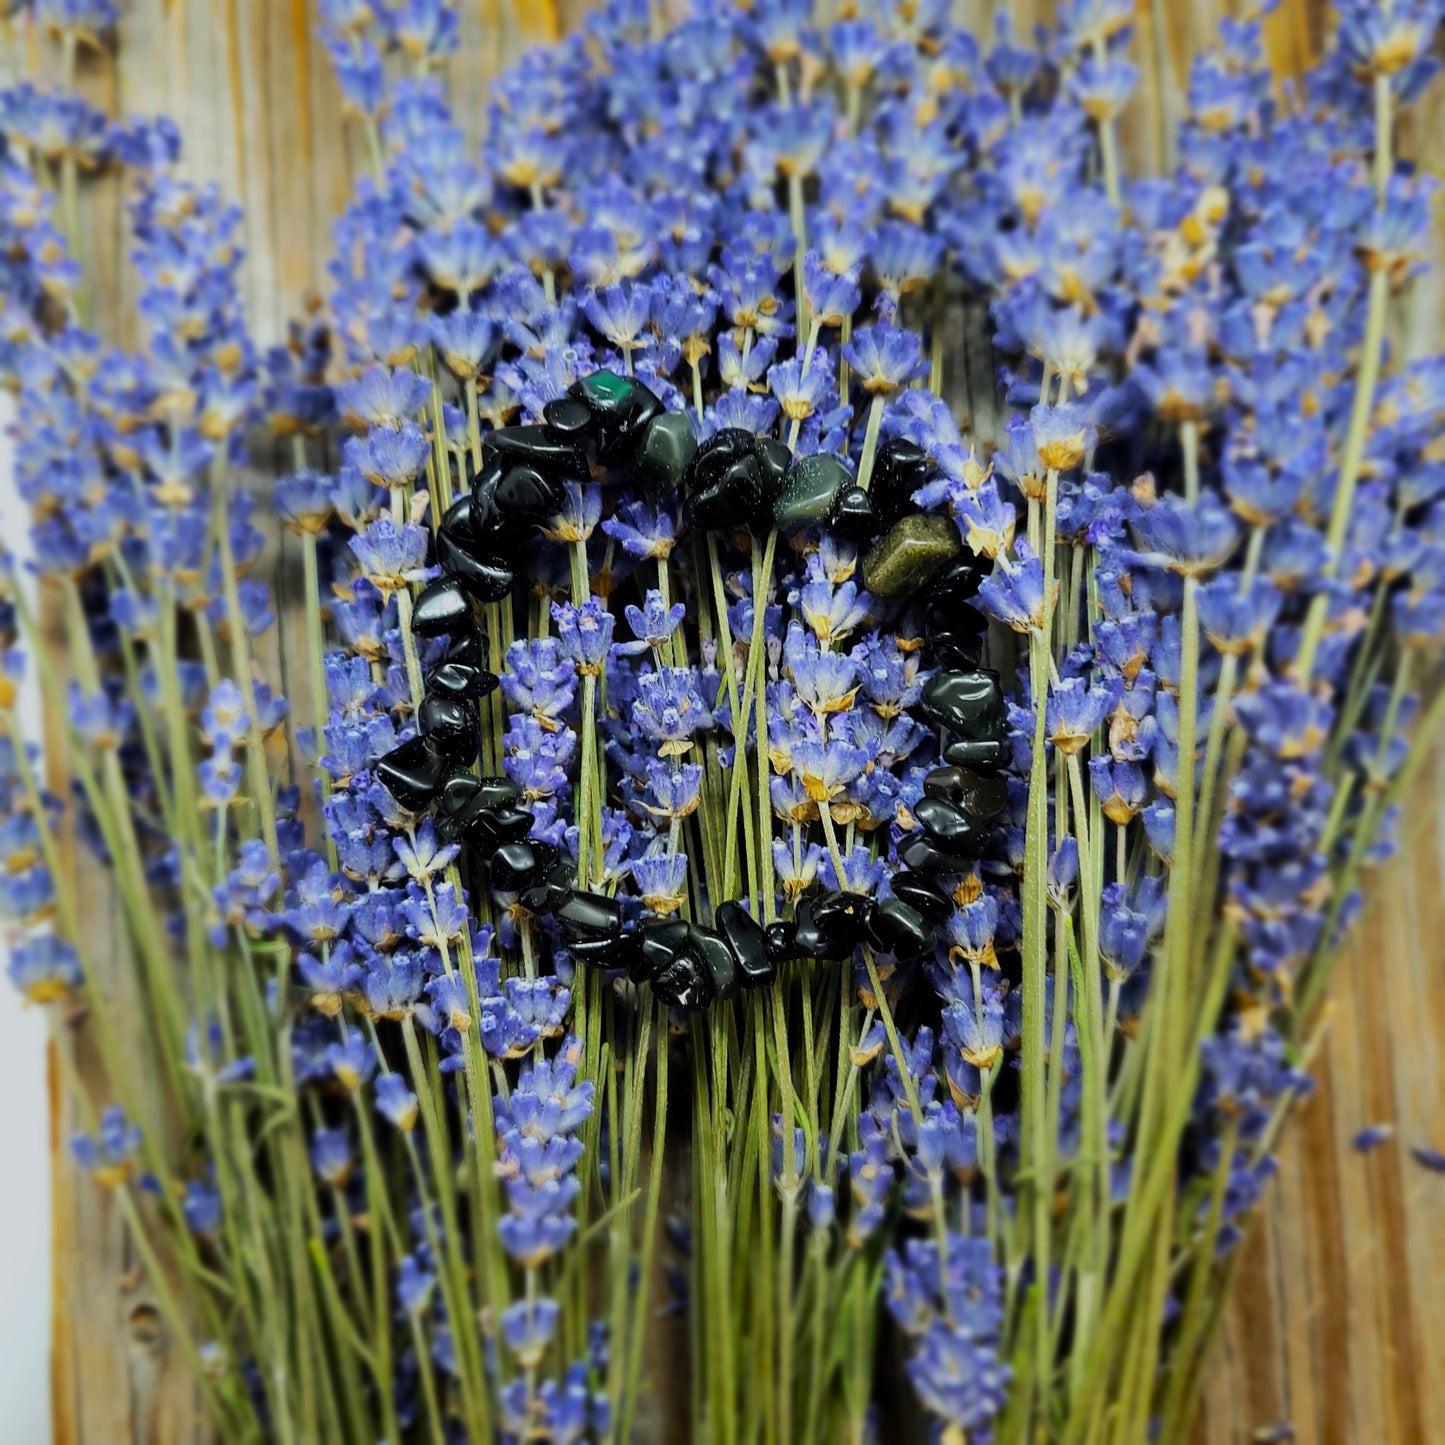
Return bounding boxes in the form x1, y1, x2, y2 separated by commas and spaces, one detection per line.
114, 1185, 252, 1432
49, 578, 194, 1111
1015, 492, 1059, 1422
854, 395, 885, 495
210, 464, 282, 864
299, 528, 339, 862
1156, 1115, 1239, 1436
400, 1019, 492, 1437
1296, 74, 1393, 683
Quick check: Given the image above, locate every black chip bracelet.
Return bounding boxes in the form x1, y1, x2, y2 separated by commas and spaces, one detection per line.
376, 369, 1010, 1013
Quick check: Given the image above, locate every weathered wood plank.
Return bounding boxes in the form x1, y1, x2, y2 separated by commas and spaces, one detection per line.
1194, 730, 1445, 1445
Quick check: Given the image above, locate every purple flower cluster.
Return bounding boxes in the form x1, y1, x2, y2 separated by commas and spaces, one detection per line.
949, 11, 1442, 1054
299, 0, 1029, 1427
908, 0, 1442, 1424
495, 1035, 593, 1268
886, 1236, 1011, 1436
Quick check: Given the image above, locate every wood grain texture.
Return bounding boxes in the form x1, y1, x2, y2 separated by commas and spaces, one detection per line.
1194, 744, 1445, 1445
27, 1, 1443, 1440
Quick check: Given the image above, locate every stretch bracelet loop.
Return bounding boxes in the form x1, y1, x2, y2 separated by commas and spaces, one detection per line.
377, 369, 1011, 1011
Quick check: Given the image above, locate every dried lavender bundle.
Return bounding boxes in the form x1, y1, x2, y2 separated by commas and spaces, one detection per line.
2, 1, 1443, 1442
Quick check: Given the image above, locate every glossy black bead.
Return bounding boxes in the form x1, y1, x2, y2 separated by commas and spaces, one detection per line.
633, 412, 698, 500
435, 775, 532, 849
924, 765, 966, 799
419, 692, 475, 742
440, 492, 482, 543
604, 394, 663, 459
683, 451, 765, 532
793, 892, 870, 961
490, 840, 560, 892
891, 871, 954, 922
896, 834, 950, 875
418, 698, 478, 762
568, 370, 662, 459
519, 863, 575, 915
410, 578, 473, 639
920, 761, 1008, 828
960, 767, 1008, 819
542, 396, 596, 439
683, 427, 756, 496
428, 658, 500, 701
651, 949, 714, 1013
869, 436, 931, 531
715, 901, 773, 986
554, 890, 623, 939
928, 627, 987, 670
897, 831, 979, 876
793, 900, 844, 960
436, 527, 515, 601
915, 794, 989, 853
418, 693, 480, 769
865, 898, 931, 958
375, 734, 448, 811
434, 778, 478, 845
438, 771, 481, 814
765, 920, 800, 963
828, 485, 879, 542
569, 931, 641, 972
918, 668, 1005, 739
925, 553, 987, 607
436, 775, 526, 845
690, 925, 739, 1001
520, 838, 563, 878
914, 793, 978, 843
753, 438, 792, 518
922, 558, 989, 667
494, 464, 565, 522
815, 890, 875, 931
681, 481, 738, 533
943, 737, 1010, 772
466, 804, 535, 854
456, 468, 521, 550
443, 626, 488, 670
637, 920, 691, 985
485, 424, 589, 480
773, 453, 853, 534
471, 775, 522, 809
435, 806, 474, 847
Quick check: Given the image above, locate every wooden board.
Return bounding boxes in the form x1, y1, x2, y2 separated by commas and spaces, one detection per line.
13, 1, 1440, 1440
1194, 745, 1445, 1445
